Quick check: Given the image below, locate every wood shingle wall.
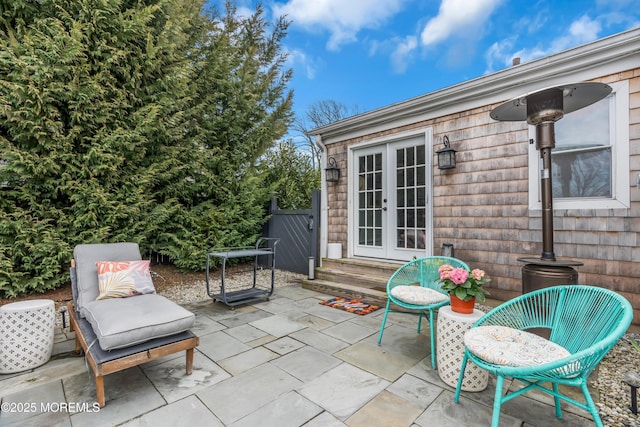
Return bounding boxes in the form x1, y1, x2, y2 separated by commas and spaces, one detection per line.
325, 67, 640, 322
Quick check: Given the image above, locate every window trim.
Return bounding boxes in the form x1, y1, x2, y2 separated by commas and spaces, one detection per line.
527, 80, 630, 211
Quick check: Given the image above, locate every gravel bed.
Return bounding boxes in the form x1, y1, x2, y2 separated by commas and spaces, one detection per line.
154, 267, 306, 305
597, 336, 640, 427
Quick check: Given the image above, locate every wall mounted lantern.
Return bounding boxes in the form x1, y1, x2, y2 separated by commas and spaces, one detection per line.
441, 243, 454, 257
437, 135, 457, 170
325, 157, 340, 182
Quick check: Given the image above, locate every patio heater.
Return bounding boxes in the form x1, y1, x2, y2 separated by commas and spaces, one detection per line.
490, 82, 612, 293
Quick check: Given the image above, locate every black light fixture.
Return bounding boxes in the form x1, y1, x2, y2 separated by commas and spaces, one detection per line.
325, 157, 340, 182
437, 135, 456, 170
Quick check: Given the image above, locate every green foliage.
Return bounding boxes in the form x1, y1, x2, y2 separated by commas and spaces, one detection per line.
0, 0, 293, 297
259, 140, 320, 209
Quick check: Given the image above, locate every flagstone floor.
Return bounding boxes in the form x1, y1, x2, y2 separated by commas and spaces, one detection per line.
0, 284, 599, 426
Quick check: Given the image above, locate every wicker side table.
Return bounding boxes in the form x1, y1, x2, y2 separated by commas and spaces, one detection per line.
436, 306, 488, 391
0, 299, 56, 374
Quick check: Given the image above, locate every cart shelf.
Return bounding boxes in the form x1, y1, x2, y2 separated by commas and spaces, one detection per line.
205, 238, 280, 308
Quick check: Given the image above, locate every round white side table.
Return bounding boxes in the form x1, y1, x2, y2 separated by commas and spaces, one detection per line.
436, 306, 488, 391
0, 299, 56, 374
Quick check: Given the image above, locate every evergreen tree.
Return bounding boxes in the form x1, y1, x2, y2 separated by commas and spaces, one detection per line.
259, 140, 320, 210
145, 2, 293, 270
0, 0, 293, 296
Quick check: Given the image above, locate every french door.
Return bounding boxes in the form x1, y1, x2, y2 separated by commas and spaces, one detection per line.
352, 133, 431, 261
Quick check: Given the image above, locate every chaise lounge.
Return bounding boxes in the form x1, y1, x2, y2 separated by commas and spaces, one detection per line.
68, 242, 199, 407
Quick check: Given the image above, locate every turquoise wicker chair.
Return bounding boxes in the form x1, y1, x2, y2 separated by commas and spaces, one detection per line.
377, 256, 469, 369
453, 285, 632, 427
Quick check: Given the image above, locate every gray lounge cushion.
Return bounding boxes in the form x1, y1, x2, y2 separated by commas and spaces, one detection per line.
81, 294, 196, 350
74, 243, 142, 317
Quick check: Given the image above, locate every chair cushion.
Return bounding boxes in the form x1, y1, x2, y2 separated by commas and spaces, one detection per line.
80, 294, 195, 350
74, 243, 142, 316
390, 285, 448, 305
465, 325, 571, 367
96, 260, 156, 300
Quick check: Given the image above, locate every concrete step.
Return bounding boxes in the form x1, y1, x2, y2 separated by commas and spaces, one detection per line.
320, 258, 400, 278
314, 267, 388, 290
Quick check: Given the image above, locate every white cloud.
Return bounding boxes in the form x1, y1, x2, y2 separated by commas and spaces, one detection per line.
390, 35, 418, 73
420, 0, 503, 47
272, 0, 406, 51
285, 48, 321, 79
236, 6, 255, 20
485, 15, 603, 73
374, 0, 502, 74
552, 15, 602, 50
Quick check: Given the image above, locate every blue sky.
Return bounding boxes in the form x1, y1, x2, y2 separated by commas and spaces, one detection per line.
215, 0, 639, 121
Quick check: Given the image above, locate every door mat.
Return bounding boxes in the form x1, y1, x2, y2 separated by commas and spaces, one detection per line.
319, 297, 380, 316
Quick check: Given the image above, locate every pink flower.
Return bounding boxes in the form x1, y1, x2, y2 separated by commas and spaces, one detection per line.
471, 269, 485, 281
439, 264, 454, 281
449, 268, 469, 285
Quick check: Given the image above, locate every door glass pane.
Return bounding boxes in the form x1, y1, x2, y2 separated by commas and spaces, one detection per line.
396, 230, 406, 248
417, 186, 425, 207
396, 149, 404, 167
407, 209, 415, 227
374, 190, 382, 208
358, 152, 383, 248
417, 209, 425, 227
395, 143, 427, 251
416, 229, 426, 248
417, 165, 425, 186
416, 145, 425, 164
375, 172, 382, 191
407, 189, 415, 207
406, 147, 415, 166
397, 189, 405, 207
397, 209, 405, 227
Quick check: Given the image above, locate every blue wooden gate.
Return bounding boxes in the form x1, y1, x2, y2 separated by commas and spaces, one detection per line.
264, 190, 320, 275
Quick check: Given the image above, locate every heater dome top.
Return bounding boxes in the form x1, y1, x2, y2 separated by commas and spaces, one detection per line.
490, 82, 612, 123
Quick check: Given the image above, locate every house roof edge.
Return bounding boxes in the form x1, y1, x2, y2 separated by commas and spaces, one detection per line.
312, 27, 640, 144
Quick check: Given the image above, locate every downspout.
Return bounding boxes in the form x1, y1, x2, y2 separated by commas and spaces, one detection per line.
315, 134, 329, 265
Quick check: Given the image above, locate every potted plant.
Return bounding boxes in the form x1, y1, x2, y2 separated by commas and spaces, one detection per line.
438, 264, 490, 314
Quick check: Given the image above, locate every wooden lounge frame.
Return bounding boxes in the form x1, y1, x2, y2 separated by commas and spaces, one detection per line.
69, 259, 199, 407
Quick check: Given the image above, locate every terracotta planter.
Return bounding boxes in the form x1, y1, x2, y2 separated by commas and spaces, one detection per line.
450, 294, 475, 314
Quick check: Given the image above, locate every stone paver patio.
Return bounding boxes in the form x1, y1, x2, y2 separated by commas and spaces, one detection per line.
0, 284, 595, 426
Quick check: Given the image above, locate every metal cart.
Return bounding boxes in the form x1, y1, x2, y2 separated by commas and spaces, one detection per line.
205, 238, 280, 308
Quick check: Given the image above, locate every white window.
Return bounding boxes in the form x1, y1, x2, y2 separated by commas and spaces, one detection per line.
528, 80, 630, 210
